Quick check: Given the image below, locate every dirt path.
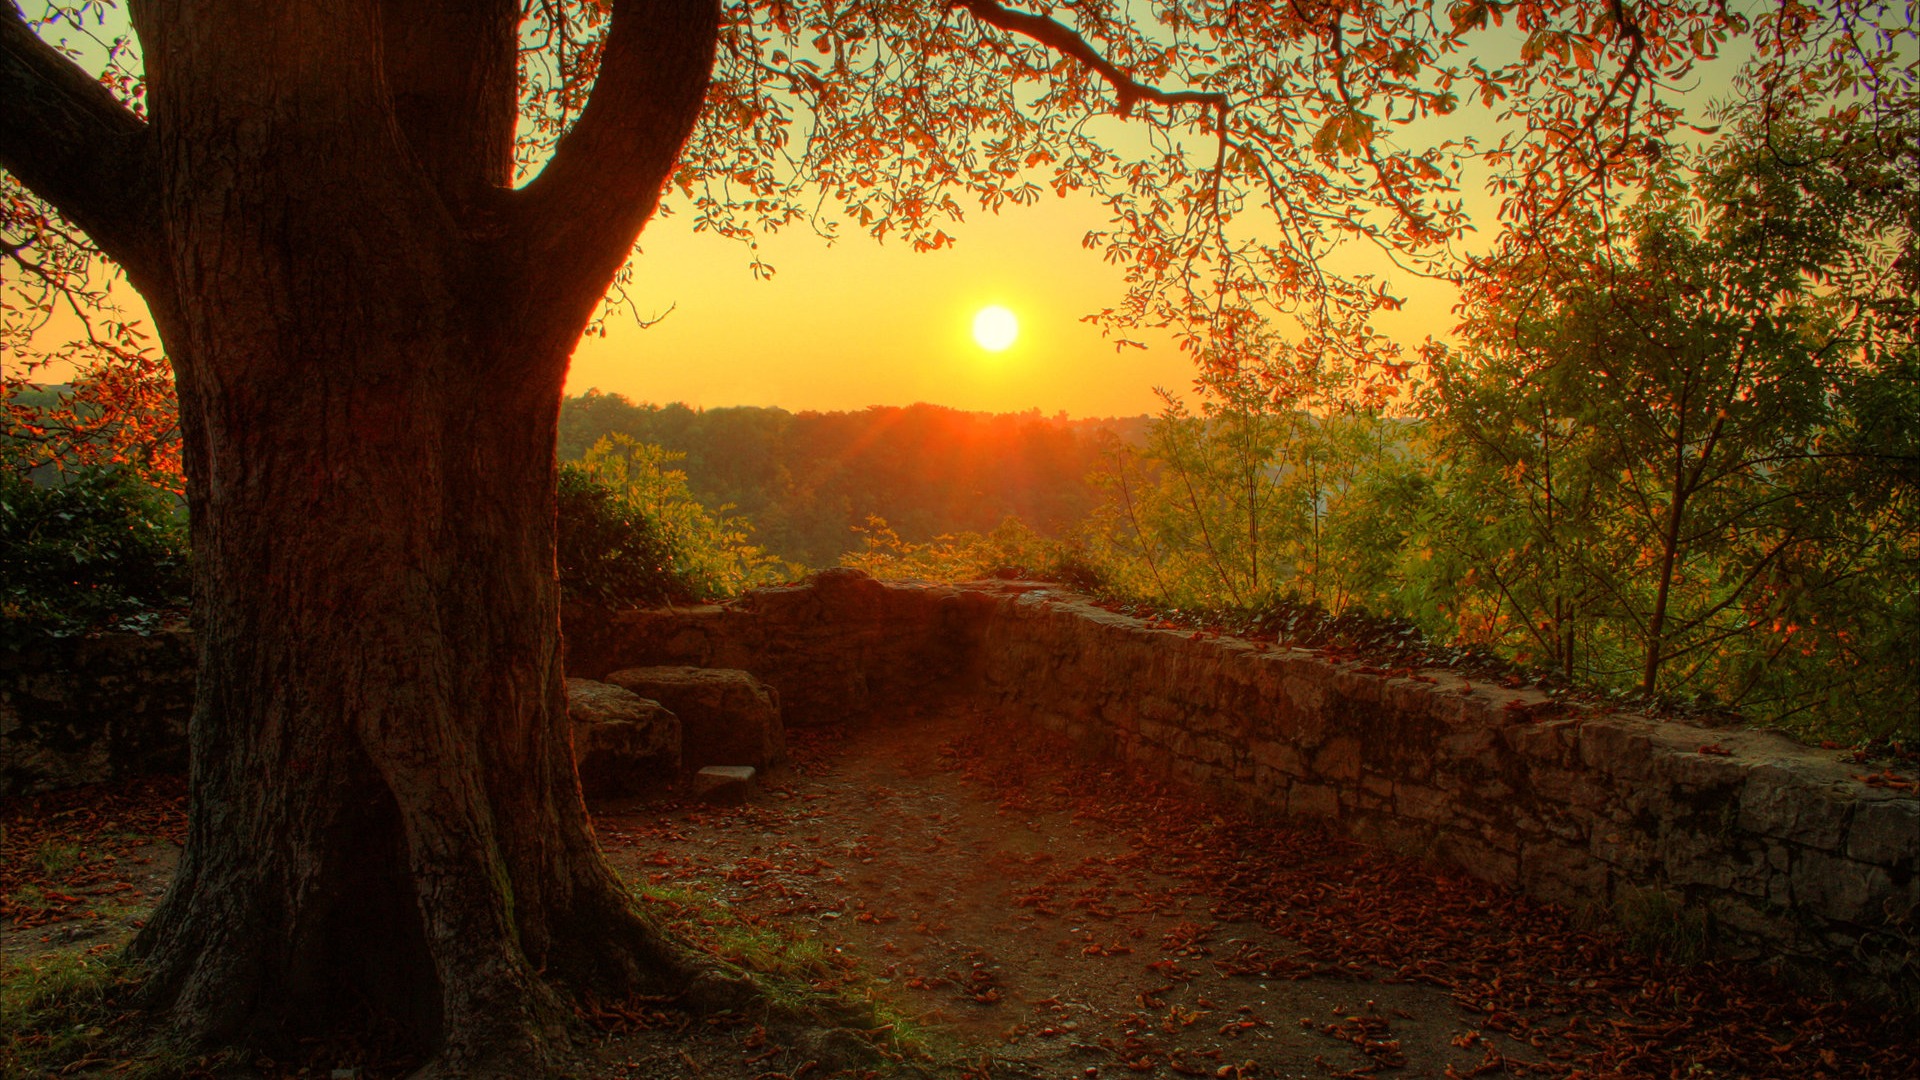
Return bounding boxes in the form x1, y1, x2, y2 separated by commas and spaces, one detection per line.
5, 710, 1914, 1078
594, 709, 1513, 1079
586, 708, 1913, 1079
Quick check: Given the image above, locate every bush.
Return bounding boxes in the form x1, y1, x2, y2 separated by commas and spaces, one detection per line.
571, 435, 790, 599
840, 514, 1099, 587
556, 463, 696, 607
0, 467, 189, 641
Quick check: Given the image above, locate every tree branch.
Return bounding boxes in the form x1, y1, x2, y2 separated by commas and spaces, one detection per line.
0, 2, 167, 297
952, 0, 1227, 117
511, 0, 720, 341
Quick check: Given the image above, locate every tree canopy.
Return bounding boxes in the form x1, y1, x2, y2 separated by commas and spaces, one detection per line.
13, 0, 1912, 390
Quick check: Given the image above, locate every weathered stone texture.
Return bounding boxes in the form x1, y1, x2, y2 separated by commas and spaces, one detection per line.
692, 764, 757, 805
605, 666, 785, 771
1850, 798, 1920, 868
1, 630, 196, 795
959, 585, 1915, 1008
565, 567, 995, 725
565, 677, 680, 797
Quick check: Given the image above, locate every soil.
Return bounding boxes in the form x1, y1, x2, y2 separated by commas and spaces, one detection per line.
5, 709, 1915, 1079
585, 709, 1523, 1080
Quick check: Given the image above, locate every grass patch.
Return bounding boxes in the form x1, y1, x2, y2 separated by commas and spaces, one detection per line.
35, 841, 86, 878
0, 951, 236, 1080
3, 950, 132, 1077
1613, 887, 1713, 966
631, 881, 946, 1068
1, 941, 125, 1068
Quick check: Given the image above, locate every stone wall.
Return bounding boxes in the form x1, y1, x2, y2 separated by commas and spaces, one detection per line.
971, 588, 1918, 1007
583, 573, 1919, 1008
564, 568, 997, 725
8, 573, 1915, 1007
1, 630, 196, 795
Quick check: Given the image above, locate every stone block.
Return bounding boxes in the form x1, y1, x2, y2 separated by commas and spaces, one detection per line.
1654, 748, 1749, 792
1437, 728, 1498, 764
1793, 850, 1895, 925
1289, 782, 1341, 819
1501, 721, 1567, 762
1847, 798, 1920, 867
0, 630, 196, 795
1348, 814, 1433, 855
1438, 831, 1518, 887
1656, 828, 1744, 891
1738, 763, 1849, 850
1528, 764, 1610, 811
1252, 739, 1309, 778
567, 678, 681, 797
606, 665, 785, 771
1590, 827, 1657, 876
1194, 735, 1235, 767
1312, 735, 1363, 782
1522, 840, 1607, 910
1395, 783, 1450, 823
1470, 777, 1515, 802
693, 765, 756, 805
1577, 720, 1655, 780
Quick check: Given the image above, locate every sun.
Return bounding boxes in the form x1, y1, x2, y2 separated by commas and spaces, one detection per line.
972, 305, 1019, 352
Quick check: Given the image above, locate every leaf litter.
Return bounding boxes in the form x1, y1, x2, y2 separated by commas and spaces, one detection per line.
5, 713, 1916, 1077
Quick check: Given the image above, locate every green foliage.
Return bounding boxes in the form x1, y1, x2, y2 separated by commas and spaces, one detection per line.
0, 466, 188, 643
0, 951, 210, 1080
1611, 887, 1714, 967
556, 462, 693, 608
839, 514, 1098, 588
1084, 361, 1422, 615
572, 434, 790, 601
559, 394, 1135, 568
628, 881, 937, 1067
1, 952, 124, 1076
1074, 114, 1918, 743
1416, 111, 1918, 731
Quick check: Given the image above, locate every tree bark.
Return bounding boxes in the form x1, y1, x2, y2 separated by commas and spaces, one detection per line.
6, 1, 722, 1072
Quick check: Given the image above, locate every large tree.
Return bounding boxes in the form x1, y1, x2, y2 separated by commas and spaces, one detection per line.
2, 0, 1901, 1073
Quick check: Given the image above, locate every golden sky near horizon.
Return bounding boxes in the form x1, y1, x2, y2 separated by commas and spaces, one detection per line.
571, 189, 1462, 419
26, 181, 1460, 420
25, 177, 1461, 421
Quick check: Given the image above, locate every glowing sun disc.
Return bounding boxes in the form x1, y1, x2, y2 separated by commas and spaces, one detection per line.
972, 305, 1019, 352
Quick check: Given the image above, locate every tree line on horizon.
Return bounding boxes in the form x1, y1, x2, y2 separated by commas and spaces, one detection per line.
558, 394, 1149, 568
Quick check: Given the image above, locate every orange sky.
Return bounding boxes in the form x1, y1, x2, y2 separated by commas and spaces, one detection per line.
571, 188, 1461, 419
30, 186, 1458, 421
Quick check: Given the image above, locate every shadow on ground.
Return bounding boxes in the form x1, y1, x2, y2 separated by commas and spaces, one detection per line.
4, 708, 1913, 1078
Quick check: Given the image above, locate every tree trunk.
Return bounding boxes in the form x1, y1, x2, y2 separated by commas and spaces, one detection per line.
129, 324, 701, 1070
124, 179, 690, 1076
88, 2, 725, 1073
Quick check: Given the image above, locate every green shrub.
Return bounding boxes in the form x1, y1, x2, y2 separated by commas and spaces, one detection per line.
840, 514, 1099, 587
0, 467, 189, 642
572, 434, 790, 599
556, 463, 697, 607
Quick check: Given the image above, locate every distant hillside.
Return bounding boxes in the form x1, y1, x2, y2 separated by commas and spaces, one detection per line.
559, 392, 1148, 567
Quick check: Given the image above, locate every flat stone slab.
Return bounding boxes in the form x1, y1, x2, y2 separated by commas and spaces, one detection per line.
605, 666, 785, 771
693, 765, 756, 804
